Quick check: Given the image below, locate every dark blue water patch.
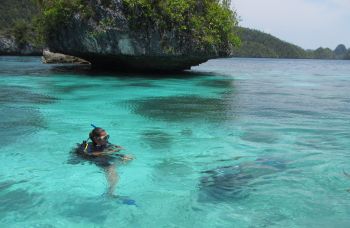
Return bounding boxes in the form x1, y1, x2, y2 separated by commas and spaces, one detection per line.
198, 158, 287, 203
0, 85, 57, 105
153, 159, 193, 179
180, 128, 193, 136
255, 91, 293, 96
125, 82, 159, 88
240, 130, 279, 144
0, 106, 45, 148
0, 179, 27, 191
197, 79, 234, 89
51, 83, 97, 94
283, 109, 323, 117
342, 98, 350, 104
57, 196, 115, 224
129, 95, 232, 122
0, 56, 55, 76
0, 180, 43, 220
140, 130, 173, 149
295, 135, 344, 151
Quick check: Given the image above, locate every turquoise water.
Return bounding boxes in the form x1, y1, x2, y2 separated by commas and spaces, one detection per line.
1, 56, 350, 227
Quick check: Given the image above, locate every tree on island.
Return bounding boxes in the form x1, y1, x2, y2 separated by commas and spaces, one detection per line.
345, 49, 350, 60
334, 44, 347, 59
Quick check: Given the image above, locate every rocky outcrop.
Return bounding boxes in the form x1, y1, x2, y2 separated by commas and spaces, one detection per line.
0, 35, 41, 56
46, 1, 231, 71
42, 50, 90, 64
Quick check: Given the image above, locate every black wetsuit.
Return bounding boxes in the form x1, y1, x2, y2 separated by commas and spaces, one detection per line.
77, 142, 120, 168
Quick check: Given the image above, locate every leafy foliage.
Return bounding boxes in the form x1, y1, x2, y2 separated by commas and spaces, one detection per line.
312, 47, 335, 59
0, 0, 38, 31
12, 20, 33, 47
0, 0, 42, 47
35, 0, 92, 41
123, 0, 240, 50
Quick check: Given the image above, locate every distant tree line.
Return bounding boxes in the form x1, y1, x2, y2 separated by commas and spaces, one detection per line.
231, 27, 350, 60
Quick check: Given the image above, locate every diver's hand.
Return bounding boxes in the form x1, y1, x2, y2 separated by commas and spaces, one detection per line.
121, 155, 133, 161
111, 145, 125, 150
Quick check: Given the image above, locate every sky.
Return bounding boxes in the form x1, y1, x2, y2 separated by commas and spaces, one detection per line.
232, 0, 350, 50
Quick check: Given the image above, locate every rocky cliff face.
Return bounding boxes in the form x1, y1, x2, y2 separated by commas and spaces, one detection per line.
46, 0, 232, 71
0, 35, 41, 56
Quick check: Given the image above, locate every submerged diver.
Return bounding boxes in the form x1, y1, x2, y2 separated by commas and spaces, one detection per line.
77, 126, 133, 196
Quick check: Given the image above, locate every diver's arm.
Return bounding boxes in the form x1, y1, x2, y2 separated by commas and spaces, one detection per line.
90, 150, 133, 160
87, 149, 119, 156
90, 151, 105, 156
109, 144, 125, 151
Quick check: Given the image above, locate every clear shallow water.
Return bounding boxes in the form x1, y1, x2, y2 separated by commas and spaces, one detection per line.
1, 56, 350, 227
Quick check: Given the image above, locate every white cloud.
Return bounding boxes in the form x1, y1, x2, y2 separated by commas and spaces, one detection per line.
232, 0, 350, 49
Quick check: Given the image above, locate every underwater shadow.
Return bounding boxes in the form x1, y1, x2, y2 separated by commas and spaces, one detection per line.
0, 179, 43, 220
129, 95, 234, 123
198, 158, 288, 203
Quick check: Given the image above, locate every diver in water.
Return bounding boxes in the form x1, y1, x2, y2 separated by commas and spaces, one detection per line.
77, 126, 133, 196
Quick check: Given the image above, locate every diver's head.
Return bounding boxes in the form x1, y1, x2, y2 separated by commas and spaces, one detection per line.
89, 127, 109, 145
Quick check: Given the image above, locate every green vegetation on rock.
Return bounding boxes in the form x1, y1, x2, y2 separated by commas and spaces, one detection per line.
0, 0, 40, 47
35, 0, 92, 41
123, 0, 240, 50
1, 0, 349, 61
37, 0, 240, 52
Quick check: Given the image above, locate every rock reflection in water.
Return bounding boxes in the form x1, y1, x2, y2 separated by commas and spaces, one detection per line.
198, 158, 287, 202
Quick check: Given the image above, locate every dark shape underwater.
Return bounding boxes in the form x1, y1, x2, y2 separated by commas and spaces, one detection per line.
129, 95, 230, 122
198, 158, 287, 202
